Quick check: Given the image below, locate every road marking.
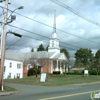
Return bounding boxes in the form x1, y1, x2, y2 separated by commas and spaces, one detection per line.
39, 90, 100, 100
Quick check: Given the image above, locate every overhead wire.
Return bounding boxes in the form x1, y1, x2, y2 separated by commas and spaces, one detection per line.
23, 35, 78, 50
50, 0, 100, 27
8, 24, 81, 49
0, 5, 99, 51
6, 33, 78, 51
6, 38, 21, 50
12, 9, 100, 45
0, 5, 100, 45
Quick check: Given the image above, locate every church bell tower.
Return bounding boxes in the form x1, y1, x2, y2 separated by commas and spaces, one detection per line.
48, 10, 60, 53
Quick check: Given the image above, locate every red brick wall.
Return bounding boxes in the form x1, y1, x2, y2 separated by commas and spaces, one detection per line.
38, 59, 52, 73
23, 62, 27, 78
23, 59, 53, 77
23, 62, 35, 77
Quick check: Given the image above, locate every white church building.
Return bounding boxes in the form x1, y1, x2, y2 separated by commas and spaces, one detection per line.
0, 10, 68, 79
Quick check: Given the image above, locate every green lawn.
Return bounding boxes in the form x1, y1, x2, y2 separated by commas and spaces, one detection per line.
0, 86, 17, 92
4, 75, 100, 86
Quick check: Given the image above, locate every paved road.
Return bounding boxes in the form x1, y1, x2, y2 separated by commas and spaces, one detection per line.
0, 82, 100, 100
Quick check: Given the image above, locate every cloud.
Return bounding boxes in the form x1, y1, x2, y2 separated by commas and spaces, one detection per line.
1, 0, 100, 56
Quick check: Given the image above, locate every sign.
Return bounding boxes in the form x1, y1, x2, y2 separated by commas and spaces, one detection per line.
84, 70, 88, 76
40, 73, 46, 82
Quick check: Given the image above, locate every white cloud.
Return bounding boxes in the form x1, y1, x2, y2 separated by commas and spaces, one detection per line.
0, 0, 100, 56
20, 47, 31, 52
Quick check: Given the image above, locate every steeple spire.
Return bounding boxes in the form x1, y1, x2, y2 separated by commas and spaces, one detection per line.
48, 10, 60, 53
53, 10, 56, 33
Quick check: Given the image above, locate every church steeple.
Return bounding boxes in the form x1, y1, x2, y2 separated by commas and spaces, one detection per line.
53, 10, 56, 33
48, 10, 60, 53
51, 10, 57, 39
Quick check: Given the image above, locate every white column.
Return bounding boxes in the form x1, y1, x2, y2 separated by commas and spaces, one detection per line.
51, 60, 53, 73
62, 62, 65, 73
56, 60, 58, 71
66, 66, 68, 73
64, 62, 68, 73
60, 61, 62, 74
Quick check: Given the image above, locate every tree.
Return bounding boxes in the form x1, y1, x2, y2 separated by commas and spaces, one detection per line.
60, 48, 70, 74
29, 58, 40, 78
92, 49, 100, 69
46, 45, 49, 51
37, 44, 45, 51
75, 48, 93, 68
31, 48, 34, 52
60, 48, 70, 59
27, 68, 34, 76
27, 66, 41, 77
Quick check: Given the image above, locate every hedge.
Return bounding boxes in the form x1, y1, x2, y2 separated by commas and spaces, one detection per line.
64, 71, 82, 75
53, 71, 61, 74
89, 70, 100, 75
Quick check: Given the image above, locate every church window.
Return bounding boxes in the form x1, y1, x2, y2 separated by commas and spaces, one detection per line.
9, 62, 12, 68
52, 41, 54, 47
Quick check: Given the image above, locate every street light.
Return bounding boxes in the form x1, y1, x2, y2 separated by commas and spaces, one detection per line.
0, 6, 24, 24
7, 6, 24, 20
7, 31, 22, 38
0, 0, 23, 91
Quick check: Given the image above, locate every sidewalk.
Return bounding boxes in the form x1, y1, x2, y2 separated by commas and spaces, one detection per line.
0, 91, 19, 96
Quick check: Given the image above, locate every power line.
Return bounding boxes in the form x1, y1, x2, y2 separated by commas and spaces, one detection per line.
8, 24, 81, 49
6, 34, 78, 51
13, 10, 100, 45
6, 35, 79, 51
50, 0, 100, 27
23, 35, 78, 50
8, 24, 49, 39
0, 5, 99, 51
11, 9, 100, 45
0, 5, 100, 45
6, 38, 21, 50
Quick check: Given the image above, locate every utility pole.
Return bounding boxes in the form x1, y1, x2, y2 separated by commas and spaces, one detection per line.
0, 0, 9, 91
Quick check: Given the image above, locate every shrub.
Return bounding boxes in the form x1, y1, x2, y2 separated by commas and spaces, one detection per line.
89, 70, 97, 75
53, 71, 60, 74
64, 71, 82, 75
74, 71, 80, 75
27, 68, 35, 76
98, 71, 100, 75
27, 68, 41, 76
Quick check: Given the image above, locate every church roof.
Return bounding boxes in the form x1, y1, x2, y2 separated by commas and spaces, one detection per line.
5, 51, 24, 61
4, 51, 67, 62
53, 53, 63, 59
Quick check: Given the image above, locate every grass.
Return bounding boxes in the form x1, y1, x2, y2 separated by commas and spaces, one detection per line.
0, 86, 17, 92
4, 75, 100, 86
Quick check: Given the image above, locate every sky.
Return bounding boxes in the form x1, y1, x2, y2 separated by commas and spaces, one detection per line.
0, 0, 100, 57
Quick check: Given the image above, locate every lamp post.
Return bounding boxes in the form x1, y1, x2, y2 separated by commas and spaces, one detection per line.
0, 0, 9, 91
0, 0, 23, 91
7, 6, 24, 20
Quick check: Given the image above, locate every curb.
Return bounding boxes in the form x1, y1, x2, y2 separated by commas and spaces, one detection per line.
73, 81, 100, 86
0, 91, 19, 96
